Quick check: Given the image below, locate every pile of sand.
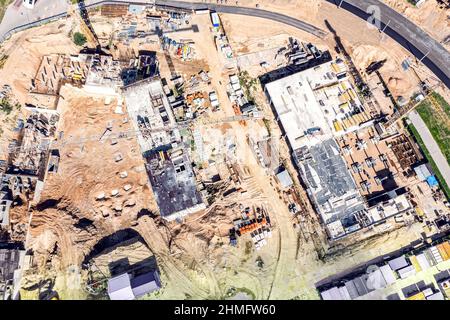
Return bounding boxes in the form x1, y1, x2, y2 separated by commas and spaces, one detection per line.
352, 45, 390, 70
352, 44, 416, 98
388, 76, 412, 96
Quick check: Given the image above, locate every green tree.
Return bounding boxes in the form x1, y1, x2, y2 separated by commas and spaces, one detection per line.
0, 98, 13, 115
73, 32, 87, 46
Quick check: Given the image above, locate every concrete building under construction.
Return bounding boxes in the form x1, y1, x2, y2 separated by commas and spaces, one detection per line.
123, 78, 205, 221
263, 56, 371, 239
262, 52, 417, 239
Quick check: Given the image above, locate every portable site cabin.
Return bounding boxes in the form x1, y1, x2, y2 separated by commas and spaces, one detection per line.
211, 12, 220, 28
107, 270, 161, 300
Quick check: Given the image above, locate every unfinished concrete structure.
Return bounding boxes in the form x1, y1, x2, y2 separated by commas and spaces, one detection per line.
80, 53, 124, 94
337, 127, 402, 200
31, 54, 87, 95
293, 139, 366, 238
263, 52, 418, 239
7, 111, 58, 177
264, 58, 373, 148
123, 78, 205, 221
263, 56, 370, 239
0, 187, 11, 227
145, 149, 205, 220
123, 78, 180, 153
29, 54, 88, 109
0, 245, 25, 300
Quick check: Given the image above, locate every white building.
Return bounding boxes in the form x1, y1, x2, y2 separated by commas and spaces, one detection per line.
264, 59, 369, 239
108, 270, 162, 300
22, 0, 36, 9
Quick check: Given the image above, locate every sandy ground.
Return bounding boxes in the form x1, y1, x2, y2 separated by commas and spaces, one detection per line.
0, 17, 78, 159
19, 86, 157, 299
3, 3, 449, 300
0, 19, 78, 104
28, 86, 157, 264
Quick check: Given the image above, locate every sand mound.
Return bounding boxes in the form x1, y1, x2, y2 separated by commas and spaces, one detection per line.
352, 45, 390, 70
388, 77, 410, 93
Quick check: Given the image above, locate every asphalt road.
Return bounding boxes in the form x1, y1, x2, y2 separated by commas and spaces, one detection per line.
409, 111, 450, 187
324, 0, 450, 88
154, 0, 328, 38
0, 0, 449, 87
157, 0, 450, 88
0, 0, 67, 41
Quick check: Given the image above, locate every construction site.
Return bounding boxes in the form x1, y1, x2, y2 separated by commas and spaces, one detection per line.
0, 0, 448, 301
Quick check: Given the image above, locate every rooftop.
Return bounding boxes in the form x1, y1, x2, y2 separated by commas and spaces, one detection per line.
107, 270, 161, 300
145, 149, 205, 221
294, 138, 366, 238
319, 240, 450, 300
123, 78, 180, 153
276, 169, 294, 189
264, 59, 372, 150
337, 127, 401, 198
80, 53, 124, 91
264, 64, 333, 149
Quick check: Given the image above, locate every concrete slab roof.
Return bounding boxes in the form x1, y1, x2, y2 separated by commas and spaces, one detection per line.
264, 64, 334, 150
107, 273, 134, 300
294, 139, 365, 225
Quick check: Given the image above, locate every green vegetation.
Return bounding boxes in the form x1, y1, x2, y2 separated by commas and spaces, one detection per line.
0, 0, 13, 23
405, 0, 419, 6
238, 70, 259, 103
244, 241, 252, 255
0, 98, 18, 115
0, 55, 8, 69
73, 32, 87, 46
407, 123, 450, 199
415, 92, 450, 164
263, 118, 271, 136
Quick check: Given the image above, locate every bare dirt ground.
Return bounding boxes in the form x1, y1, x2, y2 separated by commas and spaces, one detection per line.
3, 2, 449, 300
218, 0, 446, 100
19, 86, 157, 299
0, 18, 78, 159
0, 19, 78, 103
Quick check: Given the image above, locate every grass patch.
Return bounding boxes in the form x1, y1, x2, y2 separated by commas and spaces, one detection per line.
238, 70, 259, 103
244, 241, 252, 255
0, 0, 13, 23
415, 92, 450, 163
407, 123, 450, 199
0, 97, 17, 115
263, 118, 271, 136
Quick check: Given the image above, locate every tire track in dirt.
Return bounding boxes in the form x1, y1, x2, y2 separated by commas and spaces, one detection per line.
134, 216, 216, 299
